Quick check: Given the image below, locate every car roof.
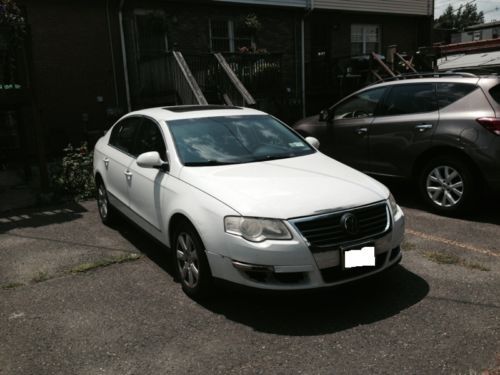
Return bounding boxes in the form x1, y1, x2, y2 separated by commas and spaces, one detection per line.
127, 105, 267, 122
369, 76, 481, 89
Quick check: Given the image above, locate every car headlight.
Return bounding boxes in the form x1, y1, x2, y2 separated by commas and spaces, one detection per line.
224, 216, 292, 242
388, 193, 399, 215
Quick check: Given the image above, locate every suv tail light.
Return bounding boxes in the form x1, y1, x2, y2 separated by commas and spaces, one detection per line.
476, 117, 500, 136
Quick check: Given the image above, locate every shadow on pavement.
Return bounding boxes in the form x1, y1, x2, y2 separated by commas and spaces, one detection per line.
378, 178, 500, 226
198, 266, 429, 336
0, 202, 87, 233
109, 217, 175, 276
106, 214, 430, 336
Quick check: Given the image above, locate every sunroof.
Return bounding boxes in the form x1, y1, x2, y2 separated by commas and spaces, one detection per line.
164, 105, 241, 113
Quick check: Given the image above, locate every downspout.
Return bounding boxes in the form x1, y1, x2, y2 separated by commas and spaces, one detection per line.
119, 0, 132, 112
106, 0, 119, 108
301, 0, 314, 118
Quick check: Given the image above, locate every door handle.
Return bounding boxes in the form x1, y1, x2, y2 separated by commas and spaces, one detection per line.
415, 124, 433, 132
103, 157, 109, 168
355, 127, 368, 136
123, 170, 133, 179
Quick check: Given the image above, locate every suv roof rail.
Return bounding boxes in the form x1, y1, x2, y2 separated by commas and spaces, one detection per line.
373, 71, 478, 84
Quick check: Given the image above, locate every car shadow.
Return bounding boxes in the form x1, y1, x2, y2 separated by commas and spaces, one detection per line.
107, 217, 175, 276
110, 216, 429, 336
197, 266, 429, 336
378, 178, 500, 225
0, 201, 87, 233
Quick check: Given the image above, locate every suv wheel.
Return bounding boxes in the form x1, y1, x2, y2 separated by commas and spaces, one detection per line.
419, 156, 475, 214
173, 222, 212, 298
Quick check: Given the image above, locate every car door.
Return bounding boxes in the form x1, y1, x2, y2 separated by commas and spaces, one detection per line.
128, 117, 169, 233
368, 83, 439, 177
326, 87, 387, 171
104, 116, 141, 209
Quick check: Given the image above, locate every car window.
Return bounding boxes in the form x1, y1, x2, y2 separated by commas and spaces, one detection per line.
437, 83, 477, 109
167, 115, 315, 166
381, 83, 437, 116
109, 117, 141, 155
489, 84, 500, 105
332, 87, 386, 120
134, 118, 167, 160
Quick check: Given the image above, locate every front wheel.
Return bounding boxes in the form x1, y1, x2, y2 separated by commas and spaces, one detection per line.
418, 156, 476, 214
173, 222, 212, 299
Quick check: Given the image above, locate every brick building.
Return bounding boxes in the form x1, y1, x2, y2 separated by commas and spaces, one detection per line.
1, 0, 433, 186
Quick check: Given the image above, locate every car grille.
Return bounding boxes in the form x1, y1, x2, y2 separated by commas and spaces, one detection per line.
290, 202, 389, 253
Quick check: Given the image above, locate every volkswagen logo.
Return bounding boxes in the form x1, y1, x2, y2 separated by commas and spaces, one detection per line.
341, 213, 359, 235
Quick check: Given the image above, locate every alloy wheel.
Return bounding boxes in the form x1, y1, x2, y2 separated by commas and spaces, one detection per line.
176, 232, 200, 288
97, 184, 108, 219
426, 165, 464, 208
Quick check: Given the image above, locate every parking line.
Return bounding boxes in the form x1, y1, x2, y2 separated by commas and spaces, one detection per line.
406, 229, 500, 258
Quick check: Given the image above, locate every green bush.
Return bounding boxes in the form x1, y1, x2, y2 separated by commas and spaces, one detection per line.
51, 143, 95, 201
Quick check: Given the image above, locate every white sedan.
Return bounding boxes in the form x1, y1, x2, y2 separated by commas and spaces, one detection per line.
93, 105, 405, 298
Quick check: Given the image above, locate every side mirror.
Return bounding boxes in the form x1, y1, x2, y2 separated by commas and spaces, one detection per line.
319, 109, 330, 122
137, 151, 169, 172
305, 136, 320, 149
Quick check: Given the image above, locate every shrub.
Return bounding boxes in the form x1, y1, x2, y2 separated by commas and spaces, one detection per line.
51, 143, 95, 201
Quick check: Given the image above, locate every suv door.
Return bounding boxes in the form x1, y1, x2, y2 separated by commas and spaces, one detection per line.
128, 117, 169, 233
368, 83, 439, 177
326, 87, 387, 171
105, 116, 141, 209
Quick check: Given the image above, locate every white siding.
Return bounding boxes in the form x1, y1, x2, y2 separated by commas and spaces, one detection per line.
214, 0, 308, 8
313, 0, 433, 16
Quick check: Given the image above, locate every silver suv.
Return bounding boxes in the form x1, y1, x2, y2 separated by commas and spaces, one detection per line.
293, 73, 500, 214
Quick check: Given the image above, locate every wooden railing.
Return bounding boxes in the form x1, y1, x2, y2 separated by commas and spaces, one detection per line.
214, 53, 256, 106
168, 52, 207, 105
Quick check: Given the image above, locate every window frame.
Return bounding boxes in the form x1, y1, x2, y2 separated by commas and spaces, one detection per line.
108, 116, 142, 157
378, 83, 438, 117
108, 115, 168, 161
208, 18, 254, 53
330, 87, 388, 120
350, 24, 381, 56
134, 116, 168, 161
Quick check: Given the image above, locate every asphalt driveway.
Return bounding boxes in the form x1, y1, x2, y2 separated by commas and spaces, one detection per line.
1, 190, 499, 374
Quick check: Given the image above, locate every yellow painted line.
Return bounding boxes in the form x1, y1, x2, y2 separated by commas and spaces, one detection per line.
406, 228, 500, 258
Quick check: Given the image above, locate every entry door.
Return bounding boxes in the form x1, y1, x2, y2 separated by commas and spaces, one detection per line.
128, 117, 169, 233
368, 83, 438, 177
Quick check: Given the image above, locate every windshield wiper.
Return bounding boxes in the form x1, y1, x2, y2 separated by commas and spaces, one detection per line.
184, 160, 239, 166
252, 154, 295, 162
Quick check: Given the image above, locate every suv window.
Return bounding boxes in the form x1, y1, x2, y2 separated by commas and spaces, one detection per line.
134, 118, 167, 160
437, 83, 477, 109
489, 84, 500, 105
109, 117, 141, 154
332, 87, 386, 120
382, 83, 437, 116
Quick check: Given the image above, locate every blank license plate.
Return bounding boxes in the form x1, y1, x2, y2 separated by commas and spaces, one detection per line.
343, 246, 375, 268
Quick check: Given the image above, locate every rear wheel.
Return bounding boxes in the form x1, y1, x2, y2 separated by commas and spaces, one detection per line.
419, 156, 476, 214
172, 221, 212, 299
96, 180, 116, 225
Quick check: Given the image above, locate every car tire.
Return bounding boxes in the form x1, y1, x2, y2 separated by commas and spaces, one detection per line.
96, 180, 116, 225
172, 221, 213, 299
418, 155, 476, 215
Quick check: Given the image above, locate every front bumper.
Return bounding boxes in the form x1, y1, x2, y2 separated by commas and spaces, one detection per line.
206, 204, 405, 291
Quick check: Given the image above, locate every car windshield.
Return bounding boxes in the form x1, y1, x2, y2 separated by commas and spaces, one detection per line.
167, 115, 315, 166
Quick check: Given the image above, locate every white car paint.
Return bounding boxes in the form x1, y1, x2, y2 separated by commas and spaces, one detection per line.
94, 106, 405, 291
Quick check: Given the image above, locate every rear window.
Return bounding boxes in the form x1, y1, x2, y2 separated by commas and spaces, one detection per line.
437, 83, 477, 109
489, 84, 500, 105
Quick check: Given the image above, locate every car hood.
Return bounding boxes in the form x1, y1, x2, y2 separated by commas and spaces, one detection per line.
179, 152, 389, 219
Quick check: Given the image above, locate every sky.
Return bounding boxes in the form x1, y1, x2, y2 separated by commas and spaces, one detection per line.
434, 0, 500, 22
